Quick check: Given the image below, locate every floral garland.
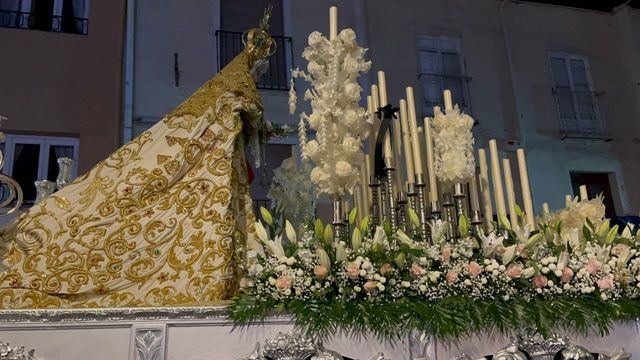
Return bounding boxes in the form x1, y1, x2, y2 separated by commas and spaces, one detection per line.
229, 199, 640, 340
288, 29, 372, 197
431, 107, 475, 185
267, 157, 315, 228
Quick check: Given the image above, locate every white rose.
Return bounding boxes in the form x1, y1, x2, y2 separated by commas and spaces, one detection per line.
284, 289, 292, 296
342, 136, 360, 154
343, 81, 361, 100
307, 60, 323, 75
335, 160, 353, 177
308, 31, 324, 47
343, 55, 359, 73
310, 167, 328, 184
338, 28, 356, 47
401, 281, 411, 288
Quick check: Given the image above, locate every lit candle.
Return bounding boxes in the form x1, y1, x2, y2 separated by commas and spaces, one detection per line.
478, 148, 494, 231
565, 195, 573, 207
443, 89, 453, 111
329, 6, 338, 41
399, 99, 415, 184
488, 139, 507, 220
579, 185, 588, 201
502, 158, 518, 227
469, 173, 480, 213
424, 116, 438, 199
542, 202, 550, 215
406, 87, 423, 176
516, 149, 535, 227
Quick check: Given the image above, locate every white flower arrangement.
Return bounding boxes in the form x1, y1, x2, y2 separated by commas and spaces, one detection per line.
232, 196, 640, 339
267, 156, 315, 228
288, 29, 372, 197
431, 106, 476, 185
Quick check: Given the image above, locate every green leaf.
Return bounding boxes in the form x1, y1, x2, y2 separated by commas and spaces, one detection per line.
324, 224, 334, 244
315, 219, 324, 241
515, 204, 524, 217
260, 206, 273, 226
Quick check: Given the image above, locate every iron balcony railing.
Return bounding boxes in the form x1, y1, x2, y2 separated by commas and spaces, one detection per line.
215, 30, 293, 91
551, 88, 608, 139
0, 9, 88, 35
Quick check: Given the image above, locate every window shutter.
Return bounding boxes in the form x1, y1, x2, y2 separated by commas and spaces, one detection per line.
569, 58, 596, 133
550, 57, 577, 129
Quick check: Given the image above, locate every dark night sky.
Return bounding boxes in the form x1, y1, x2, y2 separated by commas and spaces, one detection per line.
525, 0, 640, 12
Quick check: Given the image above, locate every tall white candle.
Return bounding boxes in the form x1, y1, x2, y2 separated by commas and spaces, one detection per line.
376, 72, 393, 167
367, 95, 375, 159
424, 117, 438, 199
370, 87, 379, 172
488, 139, 507, 220
469, 173, 480, 213
565, 195, 573, 207
392, 114, 404, 191
354, 183, 363, 224
377, 71, 388, 106
406, 87, 423, 176
329, 6, 338, 41
502, 158, 518, 227
542, 202, 550, 215
579, 185, 588, 201
399, 99, 415, 184
364, 154, 372, 205
478, 148, 494, 231
443, 89, 453, 111
516, 149, 535, 227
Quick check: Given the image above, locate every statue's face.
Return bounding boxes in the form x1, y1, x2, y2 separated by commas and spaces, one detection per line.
251, 59, 270, 80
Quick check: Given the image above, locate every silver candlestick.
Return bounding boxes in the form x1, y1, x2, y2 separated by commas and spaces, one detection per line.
369, 176, 381, 230
442, 192, 456, 240
407, 183, 417, 215
414, 174, 429, 243
470, 210, 483, 235
56, 157, 76, 190
431, 200, 442, 221
453, 183, 467, 237
396, 191, 408, 232
332, 197, 345, 242
383, 167, 397, 232
34, 180, 56, 205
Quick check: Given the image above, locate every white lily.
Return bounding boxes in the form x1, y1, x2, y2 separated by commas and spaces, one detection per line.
557, 251, 569, 270
260, 206, 273, 226
395, 229, 416, 248
480, 231, 504, 257
616, 245, 632, 269
254, 221, 269, 244
408, 208, 420, 228
621, 223, 634, 239
335, 243, 348, 263
429, 219, 448, 244
513, 223, 531, 244
373, 226, 387, 247
316, 248, 331, 270
285, 220, 297, 244
562, 228, 581, 250
501, 244, 518, 265
594, 244, 611, 263
265, 235, 286, 259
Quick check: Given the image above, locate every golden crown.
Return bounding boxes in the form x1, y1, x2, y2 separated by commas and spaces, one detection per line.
242, 5, 277, 61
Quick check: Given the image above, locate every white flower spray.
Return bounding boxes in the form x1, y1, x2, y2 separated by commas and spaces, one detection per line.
431, 107, 475, 185
288, 29, 372, 197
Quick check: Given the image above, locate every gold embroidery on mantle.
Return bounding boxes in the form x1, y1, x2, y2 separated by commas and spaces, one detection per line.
0, 50, 261, 309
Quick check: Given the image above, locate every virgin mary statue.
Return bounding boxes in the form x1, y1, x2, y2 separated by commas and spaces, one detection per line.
0, 13, 276, 309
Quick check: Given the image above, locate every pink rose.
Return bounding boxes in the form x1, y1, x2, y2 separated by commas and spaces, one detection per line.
363, 280, 378, 293
468, 262, 482, 277
586, 258, 602, 275
410, 263, 425, 279
314, 265, 328, 280
441, 247, 452, 263
445, 271, 459, 284
346, 262, 360, 280
597, 276, 614, 290
532, 275, 548, 288
506, 263, 523, 279
275, 276, 292, 290
380, 263, 393, 275
561, 267, 574, 283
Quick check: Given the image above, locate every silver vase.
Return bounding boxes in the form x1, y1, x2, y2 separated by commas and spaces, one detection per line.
56, 157, 76, 190
34, 180, 56, 205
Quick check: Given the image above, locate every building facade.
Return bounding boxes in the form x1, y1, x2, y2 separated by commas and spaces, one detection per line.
0, 0, 126, 204
127, 0, 640, 218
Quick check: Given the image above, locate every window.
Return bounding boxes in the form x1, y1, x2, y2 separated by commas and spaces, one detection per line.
549, 53, 604, 136
417, 35, 471, 116
0, 0, 89, 35
1, 135, 79, 203
570, 172, 616, 218
217, 0, 292, 90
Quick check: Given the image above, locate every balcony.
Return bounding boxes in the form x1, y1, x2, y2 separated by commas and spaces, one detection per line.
215, 30, 293, 91
552, 88, 610, 140
0, 9, 88, 35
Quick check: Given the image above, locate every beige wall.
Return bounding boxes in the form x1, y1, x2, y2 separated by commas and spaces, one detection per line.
0, 0, 126, 173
